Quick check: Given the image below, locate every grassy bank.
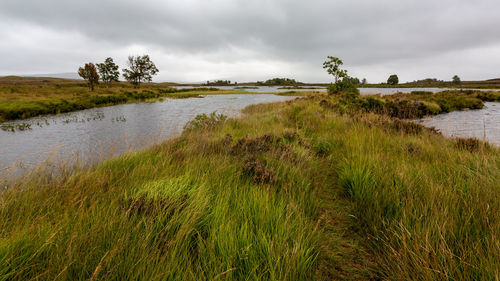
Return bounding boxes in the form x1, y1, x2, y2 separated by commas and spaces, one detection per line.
329, 90, 500, 119
0, 80, 313, 122
362, 81, 500, 89
0, 92, 498, 280
0, 82, 237, 122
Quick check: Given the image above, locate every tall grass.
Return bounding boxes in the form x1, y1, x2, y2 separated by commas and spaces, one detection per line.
0, 95, 498, 280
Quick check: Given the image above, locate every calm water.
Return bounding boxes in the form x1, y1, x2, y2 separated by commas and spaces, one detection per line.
418, 102, 500, 146
0, 94, 296, 178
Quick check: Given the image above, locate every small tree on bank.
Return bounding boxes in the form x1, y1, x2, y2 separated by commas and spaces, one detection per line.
387, 74, 399, 85
78, 63, 99, 91
122, 55, 159, 88
97, 57, 120, 88
323, 56, 347, 84
452, 75, 461, 85
323, 56, 355, 94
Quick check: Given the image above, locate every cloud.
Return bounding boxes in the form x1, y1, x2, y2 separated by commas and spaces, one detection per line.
1, 0, 499, 82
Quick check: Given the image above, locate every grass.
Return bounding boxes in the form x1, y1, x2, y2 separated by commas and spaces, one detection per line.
0, 92, 499, 280
0, 81, 274, 122
322, 90, 500, 119
361, 80, 500, 89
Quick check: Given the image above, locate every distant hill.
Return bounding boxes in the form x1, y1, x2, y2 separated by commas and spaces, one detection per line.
486, 78, 500, 83
22, 72, 81, 80
0, 75, 80, 85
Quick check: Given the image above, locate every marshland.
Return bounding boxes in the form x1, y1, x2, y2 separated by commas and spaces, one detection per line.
0, 72, 499, 280
2, 0, 500, 279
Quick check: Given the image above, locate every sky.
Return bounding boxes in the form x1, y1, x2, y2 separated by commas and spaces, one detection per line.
0, 0, 499, 83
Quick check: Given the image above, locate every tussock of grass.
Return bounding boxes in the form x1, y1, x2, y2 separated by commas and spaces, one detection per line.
0, 94, 498, 280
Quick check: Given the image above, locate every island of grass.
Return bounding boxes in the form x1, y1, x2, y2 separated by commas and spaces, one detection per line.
1, 89, 498, 280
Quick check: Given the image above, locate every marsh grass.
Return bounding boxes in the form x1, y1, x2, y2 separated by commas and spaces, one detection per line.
0, 82, 270, 122
0, 94, 498, 280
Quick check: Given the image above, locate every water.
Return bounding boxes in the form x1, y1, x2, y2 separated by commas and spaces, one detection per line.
418, 102, 500, 146
359, 87, 456, 95
173, 86, 497, 95
173, 85, 327, 93
0, 94, 297, 177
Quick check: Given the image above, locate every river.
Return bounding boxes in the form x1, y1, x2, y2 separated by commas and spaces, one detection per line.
0, 94, 296, 179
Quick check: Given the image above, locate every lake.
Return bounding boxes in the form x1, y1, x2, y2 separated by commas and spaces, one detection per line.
0, 94, 297, 179
173, 86, 497, 95
418, 102, 500, 146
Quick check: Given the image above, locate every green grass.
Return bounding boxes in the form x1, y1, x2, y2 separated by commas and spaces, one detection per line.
0, 94, 498, 280
361, 81, 500, 89
0, 82, 285, 122
322, 90, 500, 119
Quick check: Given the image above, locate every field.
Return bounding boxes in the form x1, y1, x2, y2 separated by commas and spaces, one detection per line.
0, 91, 498, 280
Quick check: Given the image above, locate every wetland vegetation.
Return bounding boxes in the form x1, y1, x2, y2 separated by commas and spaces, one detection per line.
0, 78, 251, 122
0, 89, 498, 280
0, 56, 499, 280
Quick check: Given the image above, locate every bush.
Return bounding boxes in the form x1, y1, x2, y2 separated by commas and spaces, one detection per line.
327, 78, 360, 95
183, 112, 228, 132
454, 137, 488, 152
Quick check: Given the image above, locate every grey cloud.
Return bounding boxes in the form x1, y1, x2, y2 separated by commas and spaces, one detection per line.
0, 0, 499, 82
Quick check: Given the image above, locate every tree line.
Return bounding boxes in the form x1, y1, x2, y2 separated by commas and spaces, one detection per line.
78, 55, 159, 91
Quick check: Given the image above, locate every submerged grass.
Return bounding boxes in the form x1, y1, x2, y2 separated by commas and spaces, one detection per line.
0, 93, 498, 280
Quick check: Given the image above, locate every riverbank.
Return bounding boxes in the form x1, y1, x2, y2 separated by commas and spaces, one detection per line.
1, 93, 498, 280
362, 81, 500, 89
0, 82, 227, 122
0, 81, 316, 122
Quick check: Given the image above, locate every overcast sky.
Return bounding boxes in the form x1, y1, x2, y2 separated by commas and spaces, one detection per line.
0, 0, 499, 83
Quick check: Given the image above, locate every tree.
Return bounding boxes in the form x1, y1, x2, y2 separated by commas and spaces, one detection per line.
122, 55, 159, 88
362, 78, 367, 85
452, 75, 461, 85
323, 56, 347, 84
97, 57, 120, 87
387, 74, 399, 85
78, 63, 99, 91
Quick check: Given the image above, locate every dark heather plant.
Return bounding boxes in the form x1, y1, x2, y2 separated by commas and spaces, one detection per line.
97, 57, 120, 88
78, 63, 99, 91
387, 74, 399, 85
122, 55, 159, 88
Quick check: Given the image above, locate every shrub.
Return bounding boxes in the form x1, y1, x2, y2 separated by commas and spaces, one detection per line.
454, 137, 487, 152
242, 158, 277, 184
327, 79, 360, 95
183, 112, 228, 132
